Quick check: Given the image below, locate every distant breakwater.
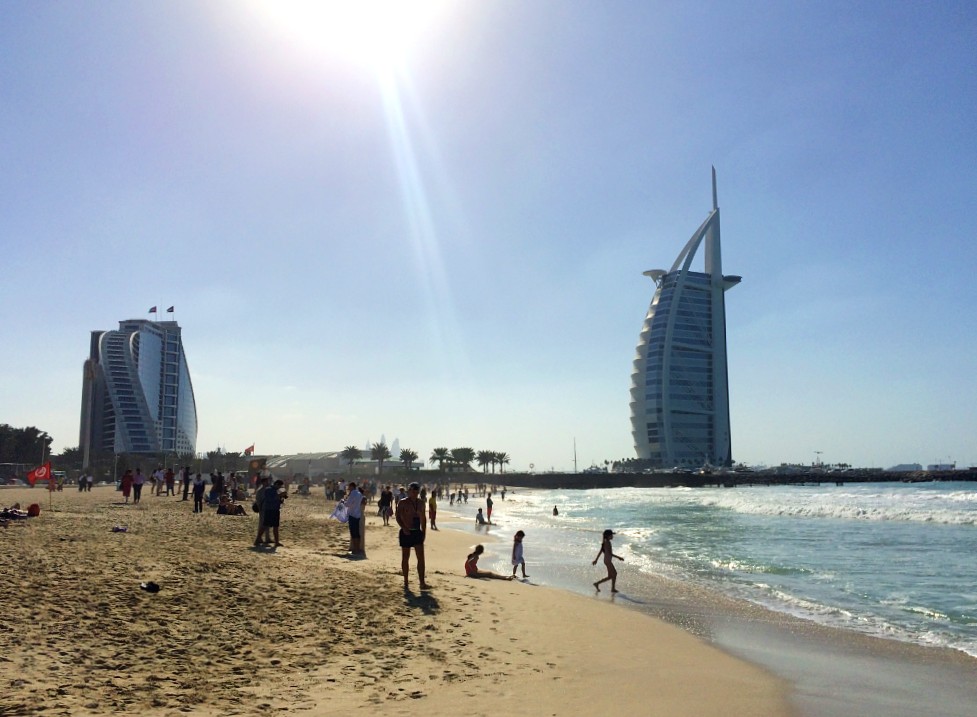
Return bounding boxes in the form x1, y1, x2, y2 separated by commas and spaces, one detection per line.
493, 468, 977, 490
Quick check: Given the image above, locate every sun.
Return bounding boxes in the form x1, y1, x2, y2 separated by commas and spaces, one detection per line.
253, 0, 451, 72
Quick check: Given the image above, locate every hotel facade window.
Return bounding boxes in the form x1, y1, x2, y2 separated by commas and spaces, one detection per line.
629, 170, 740, 468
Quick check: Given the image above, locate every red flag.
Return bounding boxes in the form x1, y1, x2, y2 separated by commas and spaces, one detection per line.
27, 462, 52, 486
244, 444, 255, 456
148, 306, 157, 314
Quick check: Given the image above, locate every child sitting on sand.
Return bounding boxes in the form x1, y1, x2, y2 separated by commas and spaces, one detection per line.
465, 545, 513, 580
216, 495, 247, 515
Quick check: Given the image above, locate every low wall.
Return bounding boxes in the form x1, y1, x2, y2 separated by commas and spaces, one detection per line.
491, 469, 977, 490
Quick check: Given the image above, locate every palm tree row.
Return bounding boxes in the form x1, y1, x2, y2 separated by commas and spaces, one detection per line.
340, 443, 510, 475
476, 450, 510, 474
427, 447, 511, 474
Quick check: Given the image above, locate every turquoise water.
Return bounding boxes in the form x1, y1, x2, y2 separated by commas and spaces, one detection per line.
452, 482, 977, 659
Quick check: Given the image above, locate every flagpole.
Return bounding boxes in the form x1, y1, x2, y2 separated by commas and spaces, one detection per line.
40, 442, 52, 511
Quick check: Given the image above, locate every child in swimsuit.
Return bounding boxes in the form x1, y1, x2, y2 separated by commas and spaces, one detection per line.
511, 530, 529, 579
592, 529, 624, 592
464, 545, 513, 580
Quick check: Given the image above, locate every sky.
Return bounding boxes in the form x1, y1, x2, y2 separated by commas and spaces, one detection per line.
2, 1, 976, 472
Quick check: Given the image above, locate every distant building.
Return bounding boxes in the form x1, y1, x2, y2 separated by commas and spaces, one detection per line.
629, 169, 740, 468
79, 319, 197, 464
887, 463, 923, 472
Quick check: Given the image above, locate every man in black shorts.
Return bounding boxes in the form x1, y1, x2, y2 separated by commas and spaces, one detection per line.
395, 482, 430, 590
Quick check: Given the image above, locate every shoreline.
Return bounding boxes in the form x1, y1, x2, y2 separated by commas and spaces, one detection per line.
1, 486, 792, 716
437, 500, 977, 717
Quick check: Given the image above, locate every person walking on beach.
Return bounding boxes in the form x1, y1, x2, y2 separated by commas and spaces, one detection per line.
592, 529, 624, 593
345, 482, 364, 554
181, 466, 191, 501
165, 467, 175, 496
511, 530, 528, 579
261, 479, 286, 547
396, 482, 430, 590
428, 491, 438, 531
253, 476, 270, 546
120, 469, 134, 504
192, 473, 206, 513
85, 472, 94, 492
465, 544, 513, 580
378, 485, 393, 526
486, 493, 494, 523
132, 468, 146, 504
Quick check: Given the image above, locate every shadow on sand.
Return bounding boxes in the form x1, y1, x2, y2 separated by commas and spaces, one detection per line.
403, 588, 440, 616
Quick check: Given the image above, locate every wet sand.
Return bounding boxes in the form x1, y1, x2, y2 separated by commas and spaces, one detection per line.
450, 508, 977, 717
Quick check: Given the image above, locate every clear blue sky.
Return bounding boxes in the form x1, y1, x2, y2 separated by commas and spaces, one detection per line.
3, 1, 976, 470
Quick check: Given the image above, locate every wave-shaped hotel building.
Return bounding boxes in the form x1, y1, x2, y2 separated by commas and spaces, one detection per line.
629, 169, 740, 468
79, 318, 197, 465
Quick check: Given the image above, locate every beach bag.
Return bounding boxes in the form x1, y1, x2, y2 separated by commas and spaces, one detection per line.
27, 503, 40, 517
329, 500, 349, 524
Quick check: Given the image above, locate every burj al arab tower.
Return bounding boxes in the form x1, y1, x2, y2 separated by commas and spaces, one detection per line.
629, 169, 741, 468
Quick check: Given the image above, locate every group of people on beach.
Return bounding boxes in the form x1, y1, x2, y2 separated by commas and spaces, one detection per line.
464, 529, 529, 580
463, 527, 622, 591
330, 479, 535, 590
108, 467, 625, 592
116, 467, 252, 510
343, 479, 623, 592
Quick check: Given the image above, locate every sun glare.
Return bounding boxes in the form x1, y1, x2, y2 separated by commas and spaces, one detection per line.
255, 0, 450, 71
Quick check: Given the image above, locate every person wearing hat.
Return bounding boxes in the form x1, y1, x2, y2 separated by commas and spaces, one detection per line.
592, 529, 624, 593
395, 482, 430, 590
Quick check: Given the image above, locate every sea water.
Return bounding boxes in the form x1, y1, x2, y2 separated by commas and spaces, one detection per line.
449, 481, 977, 659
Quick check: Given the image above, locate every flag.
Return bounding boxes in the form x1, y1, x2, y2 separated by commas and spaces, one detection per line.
166, 306, 174, 312
27, 462, 52, 486
148, 306, 157, 313
244, 444, 255, 456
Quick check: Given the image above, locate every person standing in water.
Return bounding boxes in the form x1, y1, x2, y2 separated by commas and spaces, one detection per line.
592, 529, 624, 593
511, 530, 529, 579
428, 490, 438, 531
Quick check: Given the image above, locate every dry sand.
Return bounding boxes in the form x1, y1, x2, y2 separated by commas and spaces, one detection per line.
0, 486, 792, 716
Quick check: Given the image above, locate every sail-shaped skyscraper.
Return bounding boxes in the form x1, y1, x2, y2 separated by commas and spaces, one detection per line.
629, 169, 741, 468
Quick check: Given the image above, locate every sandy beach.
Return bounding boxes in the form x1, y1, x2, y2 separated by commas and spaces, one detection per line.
0, 485, 792, 716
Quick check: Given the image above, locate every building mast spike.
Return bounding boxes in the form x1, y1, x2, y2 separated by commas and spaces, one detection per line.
712, 166, 718, 211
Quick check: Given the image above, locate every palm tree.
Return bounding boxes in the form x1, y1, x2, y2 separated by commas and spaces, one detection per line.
400, 448, 418, 472
340, 446, 362, 474
430, 447, 450, 472
371, 442, 391, 475
495, 451, 510, 474
451, 447, 475, 472
476, 450, 493, 473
